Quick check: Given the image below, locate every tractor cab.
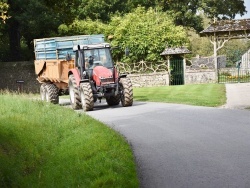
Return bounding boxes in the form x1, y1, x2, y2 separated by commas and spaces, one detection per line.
73, 43, 117, 90
74, 43, 114, 77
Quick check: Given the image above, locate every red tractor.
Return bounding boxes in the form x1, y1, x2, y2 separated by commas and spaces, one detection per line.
34, 35, 133, 111
68, 43, 133, 111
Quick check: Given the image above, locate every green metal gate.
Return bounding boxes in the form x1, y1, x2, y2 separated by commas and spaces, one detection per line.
169, 59, 184, 85
218, 65, 250, 83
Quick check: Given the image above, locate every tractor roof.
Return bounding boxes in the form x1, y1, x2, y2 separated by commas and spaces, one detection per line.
73, 43, 111, 51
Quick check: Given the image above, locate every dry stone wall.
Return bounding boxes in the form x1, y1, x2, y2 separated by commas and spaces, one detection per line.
128, 72, 169, 87
0, 61, 217, 93
0, 61, 40, 93
185, 70, 216, 84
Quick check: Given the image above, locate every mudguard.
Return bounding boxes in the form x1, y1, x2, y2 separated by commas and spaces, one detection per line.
68, 69, 81, 86
34, 60, 46, 75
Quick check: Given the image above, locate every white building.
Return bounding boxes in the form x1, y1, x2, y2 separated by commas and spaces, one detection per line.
242, 49, 250, 69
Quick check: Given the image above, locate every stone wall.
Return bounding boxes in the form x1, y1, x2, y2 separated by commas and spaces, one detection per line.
0, 61, 216, 93
185, 70, 216, 84
0, 61, 40, 93
189, 55, 226, 69
128, 72, 169, 87
128, 70, 216, 87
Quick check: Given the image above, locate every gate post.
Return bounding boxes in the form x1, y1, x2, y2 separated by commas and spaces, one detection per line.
183, 57, 186, 85
237, 62, 241, 83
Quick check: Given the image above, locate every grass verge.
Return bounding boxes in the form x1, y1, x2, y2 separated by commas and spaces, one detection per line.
0, 92, 138, 188
133, 84, 226, 107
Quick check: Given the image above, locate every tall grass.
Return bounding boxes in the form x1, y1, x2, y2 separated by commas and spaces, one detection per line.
134, 84, 226, 107
0, 92, 138, 187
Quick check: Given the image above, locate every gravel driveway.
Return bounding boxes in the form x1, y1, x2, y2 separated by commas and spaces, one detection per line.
223, 83, 250, 110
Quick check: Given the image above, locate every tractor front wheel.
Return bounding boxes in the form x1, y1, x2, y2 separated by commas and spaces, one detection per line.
80, 82, 94, 111
119, 78, 133, 107
69, 75, 82, 110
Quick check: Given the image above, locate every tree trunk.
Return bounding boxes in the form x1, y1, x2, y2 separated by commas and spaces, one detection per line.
8, 18, 21, 61
7, 0, 21, 61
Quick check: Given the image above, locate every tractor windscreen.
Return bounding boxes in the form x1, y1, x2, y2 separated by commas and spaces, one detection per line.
84, 48, 113, 70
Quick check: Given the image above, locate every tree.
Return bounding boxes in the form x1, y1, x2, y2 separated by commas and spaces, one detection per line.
0, 1, 9, 23
82, 0, 245, 32
200, 0, 246, 20
159, 0, 204, 31
4, 0, 78, 61
59, 7, 188, 63
58, 19, 106, 36
76, 0, 127, 22
218, 40, 250, 67
154, 0, 246, 31
188, 29, 213, 57
1, 0, 247, 61
107, 7, 188, 63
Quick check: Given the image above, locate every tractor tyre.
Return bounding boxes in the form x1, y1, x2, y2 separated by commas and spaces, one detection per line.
69, 74, 82, 110
119, 78, 133, 107
80, 82, 94, 111
44, 84, 59, 104
106, 94, 120, 106
40, 83, 48, 101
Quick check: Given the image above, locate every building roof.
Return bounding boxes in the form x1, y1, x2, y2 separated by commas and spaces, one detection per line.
200, 19, 250, 36
160, 47, 191, 56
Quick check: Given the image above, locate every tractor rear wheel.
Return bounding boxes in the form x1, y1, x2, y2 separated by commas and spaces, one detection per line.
80, 82, 94, 111
106, 94, 120, 106
69, 75, 82, 110
119, 78, 133, 107
44, 84, 59, 104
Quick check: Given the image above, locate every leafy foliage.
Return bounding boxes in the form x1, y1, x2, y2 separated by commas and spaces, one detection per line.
2, 0, 77, 61
59, 7, 188, 63
160, 0, 204, 31
107, 7, 188, 63
188, 27, 250, 67
218, 40, 250, 67
188, 29, 213, 57
160, 0, 246, 31
58, 19, 106, 36
0, 0, 248, 62
76, 0, 127, 22
200, 0, 246, 19
0, 1, 9, 23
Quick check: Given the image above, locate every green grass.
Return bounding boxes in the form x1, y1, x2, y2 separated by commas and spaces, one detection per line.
0, 92, 138, 188
0, 84, 226, 187
134, 84, 226, 107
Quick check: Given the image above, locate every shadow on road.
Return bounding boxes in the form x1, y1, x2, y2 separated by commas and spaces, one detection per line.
59, 97, 146, 111
92, 101, 147, 111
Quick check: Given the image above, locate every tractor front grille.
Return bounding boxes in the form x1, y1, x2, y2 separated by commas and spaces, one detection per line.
100, 78, 114, 83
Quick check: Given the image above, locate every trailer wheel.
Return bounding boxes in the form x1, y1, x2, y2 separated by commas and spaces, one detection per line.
80, 82, 94, 111
44, 84, 59, 104
40, 83, 47, 101
68, 74, 82, 110
120, 78, 133, 107
106, 94, 120, 106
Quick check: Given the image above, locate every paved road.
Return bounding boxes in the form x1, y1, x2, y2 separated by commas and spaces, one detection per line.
85, 101, 250, 188
60, 83, 250, 188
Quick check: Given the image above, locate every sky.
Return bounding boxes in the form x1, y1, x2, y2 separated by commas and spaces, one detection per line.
235, 0, 250, 19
